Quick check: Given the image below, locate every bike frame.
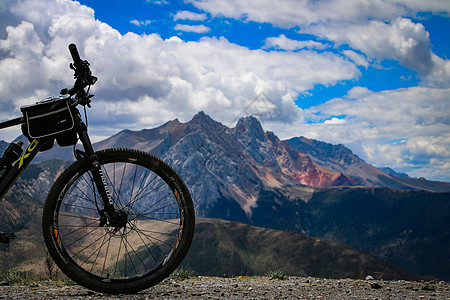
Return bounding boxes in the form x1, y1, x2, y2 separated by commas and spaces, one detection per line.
0, 107, 118, 223
0, 124, 41, 199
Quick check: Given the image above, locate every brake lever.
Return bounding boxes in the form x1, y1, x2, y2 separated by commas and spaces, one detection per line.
90, 76, 98, 85
84, 94, 94, 108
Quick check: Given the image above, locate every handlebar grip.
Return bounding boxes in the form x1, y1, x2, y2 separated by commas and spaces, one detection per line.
69, 43, 81, 64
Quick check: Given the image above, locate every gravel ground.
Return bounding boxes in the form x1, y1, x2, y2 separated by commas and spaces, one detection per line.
0, 276, 449, 299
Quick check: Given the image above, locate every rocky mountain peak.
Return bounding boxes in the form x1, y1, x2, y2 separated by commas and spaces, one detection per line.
188, 111, 227, 134
190, 111, 215, 126
379, 167, 410, 178
235, 116, 265, 141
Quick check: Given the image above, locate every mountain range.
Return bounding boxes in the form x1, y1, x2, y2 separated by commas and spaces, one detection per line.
27, 111, 449, 193
1, 112, 449, 281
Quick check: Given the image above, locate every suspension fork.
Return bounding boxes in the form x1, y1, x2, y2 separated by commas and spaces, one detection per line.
75, 117, 119, 224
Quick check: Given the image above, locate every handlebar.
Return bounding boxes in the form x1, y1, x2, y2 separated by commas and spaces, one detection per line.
69, 43, 82, 65
62, 44, 97, 106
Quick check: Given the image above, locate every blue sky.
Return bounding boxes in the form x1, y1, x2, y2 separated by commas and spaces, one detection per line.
78, 0, 431, 106
0, 0, 449, 181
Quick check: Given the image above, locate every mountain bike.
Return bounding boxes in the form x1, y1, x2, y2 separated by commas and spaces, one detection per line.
0, 44, 195, 294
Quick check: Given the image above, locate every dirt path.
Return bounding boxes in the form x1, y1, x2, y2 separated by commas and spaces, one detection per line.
0, 276, 449, 299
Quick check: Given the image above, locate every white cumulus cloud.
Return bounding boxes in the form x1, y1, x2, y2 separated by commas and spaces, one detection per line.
308, 18, 433, 74
174, 24, 210, 33
342, 50, 369, 69
174, 11, 207, 21
264, 34, 328, 50
130, 19, 151, 26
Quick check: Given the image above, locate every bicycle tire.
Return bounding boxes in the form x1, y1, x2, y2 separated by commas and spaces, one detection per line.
42, 148, 195, 294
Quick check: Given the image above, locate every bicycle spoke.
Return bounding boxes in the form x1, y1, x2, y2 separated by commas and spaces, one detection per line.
115, 162, 127, 206
129, 182, 166, 207
137, 228, 179, 237
133, 224, 175, 249
79, 173, 99, 203
89, 233, 111, 274
127, 171, 156, 209
65, 191, 94, 205
60, 219, 99, 238
70, 182, 97, 207
78, 232, 110, 269
128, 164, 138, 206
132, 169, 151, 204
65, 225, 102, 250
122, 235, 141, 277
129, 211, 180, 223
132, 224, 160, 266
113, 233, 124, 278
133, 215, 182, 226
59, 212, 99, 222
62, 202, 98, 212
135, 191, 173, 217
140, 200, 178, 216
101, 236, 112, 277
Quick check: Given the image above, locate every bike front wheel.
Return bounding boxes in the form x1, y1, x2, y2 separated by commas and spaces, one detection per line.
42, 148, 195, 294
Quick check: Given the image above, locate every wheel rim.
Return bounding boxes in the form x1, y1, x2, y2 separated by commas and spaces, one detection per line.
53, 158, 185, 280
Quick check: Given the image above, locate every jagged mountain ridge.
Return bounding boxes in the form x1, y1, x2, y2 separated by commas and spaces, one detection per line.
286, 136, 450, 192
93, 112, 448, 209
286, 136, 385, 185
92, 112, 364, 216
95, 111, 448, 190
378, 167, 410, 178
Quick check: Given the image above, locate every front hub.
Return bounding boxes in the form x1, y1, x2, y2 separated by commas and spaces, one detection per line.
112, 210, 128, 231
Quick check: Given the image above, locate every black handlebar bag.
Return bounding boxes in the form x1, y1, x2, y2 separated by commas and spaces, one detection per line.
20, 97, 78, 148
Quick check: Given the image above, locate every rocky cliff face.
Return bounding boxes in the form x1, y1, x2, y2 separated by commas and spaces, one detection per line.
286, 137, 405, 188
104, 112, 359, 217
